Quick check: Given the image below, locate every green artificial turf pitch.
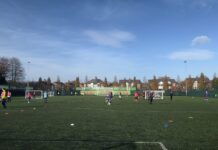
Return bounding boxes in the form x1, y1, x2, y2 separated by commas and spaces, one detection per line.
0, 96, 218, 150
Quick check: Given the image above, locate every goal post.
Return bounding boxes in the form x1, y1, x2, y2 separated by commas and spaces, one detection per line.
145, 90, 165, 100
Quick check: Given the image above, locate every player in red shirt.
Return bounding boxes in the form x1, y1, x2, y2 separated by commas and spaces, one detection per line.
134, 91, 139, 102
26, 92, 32, 103
7, 91, 12, 102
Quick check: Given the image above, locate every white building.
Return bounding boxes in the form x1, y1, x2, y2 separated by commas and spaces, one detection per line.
86, 78, 103, 88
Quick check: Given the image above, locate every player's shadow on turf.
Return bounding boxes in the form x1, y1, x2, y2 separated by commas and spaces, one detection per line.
102, 142, 137, 150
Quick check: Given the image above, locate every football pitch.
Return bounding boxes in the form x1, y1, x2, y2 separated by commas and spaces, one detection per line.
0, 96, 218, 150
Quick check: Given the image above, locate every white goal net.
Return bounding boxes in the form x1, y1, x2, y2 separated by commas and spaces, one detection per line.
48, 91, 55, 97
25, 90, 43, 99
144, 90, 165, 100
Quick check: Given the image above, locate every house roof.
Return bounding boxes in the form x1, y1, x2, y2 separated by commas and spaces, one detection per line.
148, 78, 177, 83
187, 77, 210, 82
158, 79, 176, 83
53, 81, 65, 85
87, 78, 103, 84
119, 79, 141, 84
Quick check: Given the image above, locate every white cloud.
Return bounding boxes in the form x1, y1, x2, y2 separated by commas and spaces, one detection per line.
191, 0, 218, 8
191, 35, 210, 46
168, 49, 214, 60
0, 46, 138, 82
163, 0, 218, 8
0, 27, 138, 82
84, 29, 135, 48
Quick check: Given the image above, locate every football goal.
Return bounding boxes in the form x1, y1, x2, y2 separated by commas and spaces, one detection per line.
144, 90, 165, 100
25, 90, 43, 99
25, 90, 55, 99
48, 91, 55, 97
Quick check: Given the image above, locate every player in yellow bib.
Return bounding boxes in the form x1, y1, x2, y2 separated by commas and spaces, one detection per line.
1, 88, 7, 108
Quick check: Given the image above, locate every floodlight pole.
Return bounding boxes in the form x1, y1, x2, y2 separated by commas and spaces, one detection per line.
184, 60, 187, 96
27, 61, 31, 90
7, 63, 11, 90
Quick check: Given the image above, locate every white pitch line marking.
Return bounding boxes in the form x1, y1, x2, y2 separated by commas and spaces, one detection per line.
134, 141, 168, 150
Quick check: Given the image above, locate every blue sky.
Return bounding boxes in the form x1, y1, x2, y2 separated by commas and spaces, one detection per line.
0, 0, 217, 82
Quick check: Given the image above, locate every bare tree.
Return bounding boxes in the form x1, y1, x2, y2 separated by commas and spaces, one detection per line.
212, 73, 218, 90
163, 76, 169, 90
0, 57, 9, 84
150, 75, 158, 90
85, 75, 88, 83
104, 77, 108, 87
57, 76, 61, 83
187, 75, 194, 90
143, 76, 147, 83
75, 77, 80, 88
176, 75, 181, 83
113, 75, 119, 87
7, 57, 24, 83
198, 73, 206, 90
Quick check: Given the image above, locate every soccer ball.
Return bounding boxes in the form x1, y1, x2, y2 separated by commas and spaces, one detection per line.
70, 123, 74, 126
107, 102, 111, 105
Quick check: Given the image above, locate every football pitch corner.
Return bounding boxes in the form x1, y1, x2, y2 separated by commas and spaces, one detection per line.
134, 141, 168, 150
100, 141, 168, 150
